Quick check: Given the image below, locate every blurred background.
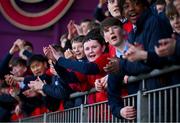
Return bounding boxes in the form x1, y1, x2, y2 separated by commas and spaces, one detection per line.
0, 0, 99, 58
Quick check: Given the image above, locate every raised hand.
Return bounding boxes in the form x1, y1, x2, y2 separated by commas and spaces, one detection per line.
120, 106, 136, 120
95, 75, 108, 91
49, 45, 63, 61
9, 87, 20, 97
9, 42, 19, 55
155, 34, 176, 57
28, 76, 46, 91
14, 104, 22, 115
14, 39, 25, 50
74, 24, 83, 35
5, 74, 19, 86
64, 48, 76, 59
67, 20, 78, 40
123, 43, 147, 62
123, 75, 129, 84
103, 57, 120, 73
43, 46, 56, 61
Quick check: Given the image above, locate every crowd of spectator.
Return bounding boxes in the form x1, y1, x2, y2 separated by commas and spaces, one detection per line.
0, 0, 179, 122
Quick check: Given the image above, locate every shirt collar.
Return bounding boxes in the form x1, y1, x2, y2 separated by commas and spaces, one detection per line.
116, 41, 128, 58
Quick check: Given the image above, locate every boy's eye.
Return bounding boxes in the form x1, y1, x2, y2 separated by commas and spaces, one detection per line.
123, 4, 129, 9
104, 28, 109, 33
112, 26, 119, 29
169, 15, 178, 20
30, 66, 35, 70
85, 47, 89, 51
169, 17, 174, 20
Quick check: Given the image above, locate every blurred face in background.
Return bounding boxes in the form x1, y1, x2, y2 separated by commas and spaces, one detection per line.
11, 64, 27, 77
169, 14, 180, 34
80, 22, 90, 35
156, 4, 166, 13
60, 34, 68, 48
60, 38, 67, 48
103, 25, 125, 47
173, 0, 180, 15
72, 42, 85, 60
107, 0, 121, 18
165, 0, 172, 4
30, 61, 47, 76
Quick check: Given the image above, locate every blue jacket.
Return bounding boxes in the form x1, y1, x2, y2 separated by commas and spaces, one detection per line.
42, 75, 73, 111
120, 8, 172, 77
23, 50, 33, 59
107, 73, 124, 119
168, 34, 180, 85
145, 35, 179, 68
56, 57, 100, 74
0, 93, 17, 121
19, 74, 50, 115
0, 50, 32, 79
119, 8, 172, 94
93, 6, 106, 22
42, 75, 72, 100
20, 73, 73, 112
174, 34, 180, 63
0, 53, 12, 79
141, 5, 173, 68
144, 34, 180, 68
108, 8, 172, 119
0, 106, 11, 122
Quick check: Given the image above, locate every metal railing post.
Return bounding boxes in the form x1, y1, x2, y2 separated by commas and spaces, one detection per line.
80, 104, 88, 123
43, 113, 47, 123
137, 90, 148, 122
19, 118, 21, 123
18, 65, 180, 122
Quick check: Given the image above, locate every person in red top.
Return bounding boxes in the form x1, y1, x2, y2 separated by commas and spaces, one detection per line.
64, 35, 90, 106
106, 0, 133, 57
46, 29, 110, 104
64, 35, 90, 92
95, 17, 129, 99
45, 29, 110, 122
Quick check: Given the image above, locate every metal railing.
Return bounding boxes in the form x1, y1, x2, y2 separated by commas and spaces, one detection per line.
142, 84, 180, 122
19, 65, 180, 123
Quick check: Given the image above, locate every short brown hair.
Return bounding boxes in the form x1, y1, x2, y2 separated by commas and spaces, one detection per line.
100, 17, 123, 36
71, 35, 85, 44
166, 2, 178, 19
